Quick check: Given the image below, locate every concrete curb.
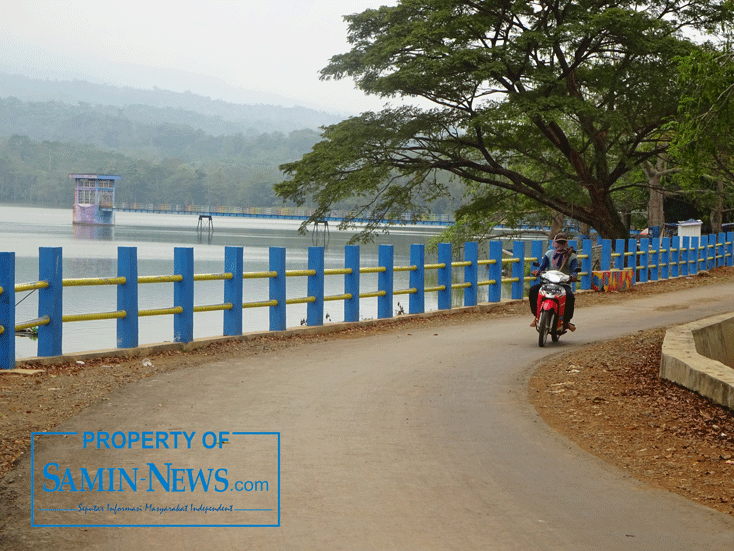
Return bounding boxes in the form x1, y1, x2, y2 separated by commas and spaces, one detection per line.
9, 299, 527, 368
660, 313, 734, 411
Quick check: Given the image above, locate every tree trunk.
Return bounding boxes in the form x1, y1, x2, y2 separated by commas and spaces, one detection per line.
711, 177, 724, 233
647, 176, 665, 231
550, 211, 565, 238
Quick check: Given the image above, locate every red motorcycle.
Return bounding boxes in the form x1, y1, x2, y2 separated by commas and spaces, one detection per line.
534, 269, 575, 347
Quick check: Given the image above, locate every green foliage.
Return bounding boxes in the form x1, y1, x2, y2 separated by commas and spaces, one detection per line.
671, 44, 734, 176
278, 0, 734, 240
0, 127, 323, 208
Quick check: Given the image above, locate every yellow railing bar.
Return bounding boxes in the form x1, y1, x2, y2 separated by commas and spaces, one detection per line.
15, 281, 50, 293
193, 303, 233, 313
242, 300, 278, 309
138, 275, 184, 284
452, 282, 472, 289
15, 316, 51, 331
193, 273, 233, 282
286, 270, 317, 277
324, 268, 352, 276
63, 277, 126, 287
451, 261, 472, 268
243, 271, 278, 279
424, 285, 446, 293
503, 258, 520, 264
424, 263, 446, 270
139, 306, 184, 317
477, 280, 496, 286
611, 252, 621, 258
360, 266, 387, 274
359, 290, 387, 298
63, 311, 127, 322
394, 288, 417, 296
0, 325, 3, 335
394, 265, 417, 272
286, 296, 316, 305
577, 254, 589, 259
325, 293, 352, 302
477, 259, 496, 266
503, 277, 520, 283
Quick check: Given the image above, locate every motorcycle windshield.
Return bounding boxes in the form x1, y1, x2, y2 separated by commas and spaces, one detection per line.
543, 270, 570, 284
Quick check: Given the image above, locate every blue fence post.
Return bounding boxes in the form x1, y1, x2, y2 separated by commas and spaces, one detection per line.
530, 240, 543, 286
223, 246, 243, 336
307, 246, 324, 326
568, 239, 578, 292
713, 234, 720, 268
581, 239, 593, 290
0, 252, 15, 369
680, 236, 689, 276
700, 234, 708, 270
601, 239, 611, 271
660, 237, 670, 280
670, 236, 680, 278
464, 241, 478, 307
344, 245, 360, 322
511, 240, 525, 300
173, 247, 194, 343
409, 244, 425, 314
269, 247, 286, 331
650, 238, 660, 281
378, 244, 394, 318
718, 232, 726, 267
700, 235, 709, 271
728, 232, 734, 267
438, 243, 452, 309
639, 238, 649, 283
488, 240, 502, 302
680, 236, 690, 276
117, 246, 139, 348
38, 247, 63, 357
626, 238, 637, 286
690, 237, 699, 275
614, 239, 625, 271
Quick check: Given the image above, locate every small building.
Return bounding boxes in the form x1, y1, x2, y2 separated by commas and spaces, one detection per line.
70, 174, 119, 226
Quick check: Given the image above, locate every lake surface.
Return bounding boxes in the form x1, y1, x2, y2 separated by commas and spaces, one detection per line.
0, 205, 467, 358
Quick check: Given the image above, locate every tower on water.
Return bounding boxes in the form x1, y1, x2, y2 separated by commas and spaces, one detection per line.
71, 174, 119, 225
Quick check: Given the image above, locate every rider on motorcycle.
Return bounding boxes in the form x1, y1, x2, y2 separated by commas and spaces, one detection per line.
529, 232, 578, 331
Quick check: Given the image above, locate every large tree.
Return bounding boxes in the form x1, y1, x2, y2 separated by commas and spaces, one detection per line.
670, 44, 734, 232
277, 0, 733, 240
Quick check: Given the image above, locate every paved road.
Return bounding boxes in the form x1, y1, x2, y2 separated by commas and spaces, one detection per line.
6, 284, 734, 550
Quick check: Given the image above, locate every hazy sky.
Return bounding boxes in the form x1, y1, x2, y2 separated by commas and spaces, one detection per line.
0, 0, 403, 114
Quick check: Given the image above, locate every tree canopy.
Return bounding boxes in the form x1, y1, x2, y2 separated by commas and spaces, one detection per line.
277, 0, 734, 240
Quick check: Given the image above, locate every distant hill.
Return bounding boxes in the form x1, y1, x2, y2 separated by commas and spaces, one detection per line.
0, 72, 345, 134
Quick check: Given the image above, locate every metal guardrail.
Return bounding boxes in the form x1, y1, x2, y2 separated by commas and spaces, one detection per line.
0, 232, 732, 368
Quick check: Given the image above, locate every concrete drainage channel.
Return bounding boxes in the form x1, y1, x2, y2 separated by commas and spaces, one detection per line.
661, 312, 734, 411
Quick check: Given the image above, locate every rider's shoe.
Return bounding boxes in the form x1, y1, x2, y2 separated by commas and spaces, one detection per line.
564, 322, 576, 332
530, 318, 537, 327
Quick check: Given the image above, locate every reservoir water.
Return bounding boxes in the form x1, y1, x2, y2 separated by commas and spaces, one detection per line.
0, 205, 460, 359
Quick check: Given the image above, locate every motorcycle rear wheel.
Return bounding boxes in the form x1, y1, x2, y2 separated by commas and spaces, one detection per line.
538, 310, 551, 347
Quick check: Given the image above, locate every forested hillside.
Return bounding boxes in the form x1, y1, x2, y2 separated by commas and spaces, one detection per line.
0, 74, 334, 209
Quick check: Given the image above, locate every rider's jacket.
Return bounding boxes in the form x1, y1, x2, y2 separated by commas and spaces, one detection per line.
537, 248, 578, 276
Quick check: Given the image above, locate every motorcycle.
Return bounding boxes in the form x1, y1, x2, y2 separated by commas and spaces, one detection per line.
532, 267, 578, 347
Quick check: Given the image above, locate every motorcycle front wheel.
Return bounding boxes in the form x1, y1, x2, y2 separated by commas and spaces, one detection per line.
538, 310, 551, 347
